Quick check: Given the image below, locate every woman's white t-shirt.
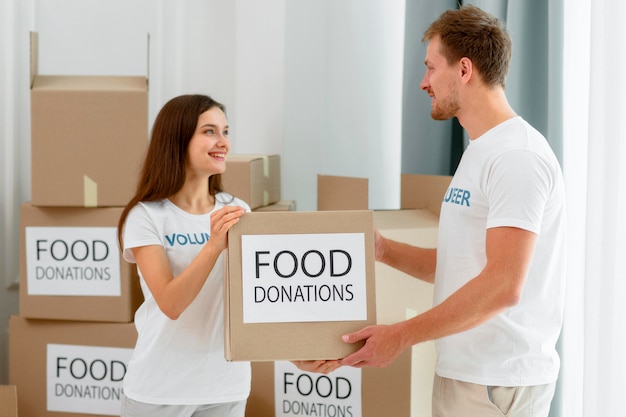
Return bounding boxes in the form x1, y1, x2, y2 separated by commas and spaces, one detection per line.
121, 193, 251, 404
434, 117, 567, 386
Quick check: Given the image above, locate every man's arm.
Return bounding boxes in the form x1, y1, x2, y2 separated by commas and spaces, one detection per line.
375, 228, 437, 283
340, 226, 537, 368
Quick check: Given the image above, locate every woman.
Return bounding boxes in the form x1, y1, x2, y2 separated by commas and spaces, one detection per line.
117, 94, 250, 417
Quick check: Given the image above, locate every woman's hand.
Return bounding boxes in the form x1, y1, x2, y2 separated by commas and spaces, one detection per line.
210, 205, 246, 252
290, 360, 342, 375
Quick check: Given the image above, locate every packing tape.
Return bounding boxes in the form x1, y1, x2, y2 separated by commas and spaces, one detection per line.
263, 190, 269, 206
262, 155, 269, 178
83, 175, 98, 207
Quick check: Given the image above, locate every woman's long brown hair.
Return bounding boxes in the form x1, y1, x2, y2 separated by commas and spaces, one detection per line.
117, 94, 227, 250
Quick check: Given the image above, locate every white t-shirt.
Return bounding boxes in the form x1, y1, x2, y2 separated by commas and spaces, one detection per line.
121, 193, 251, 404
434, 117, 567, 386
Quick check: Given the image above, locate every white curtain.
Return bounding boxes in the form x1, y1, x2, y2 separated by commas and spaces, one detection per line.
560, 0, 626, 415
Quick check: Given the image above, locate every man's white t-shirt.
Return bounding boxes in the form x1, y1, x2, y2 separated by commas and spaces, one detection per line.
434, 117, 567, 386
122, 193, 251, 404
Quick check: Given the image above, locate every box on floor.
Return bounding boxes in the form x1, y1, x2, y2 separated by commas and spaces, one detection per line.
245, 349, 412, 417
0, 385, 18, 417
9, 316, 137, 417
317, 173, 452, 417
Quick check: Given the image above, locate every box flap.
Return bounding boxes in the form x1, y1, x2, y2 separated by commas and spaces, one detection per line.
146, 33, 150, 86
317, 174, 368, 211
400, 173, 452, 215
30, 32, 38, 88
29, 31, 150, 84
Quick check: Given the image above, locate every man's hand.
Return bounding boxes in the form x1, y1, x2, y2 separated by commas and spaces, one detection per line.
339, 324, 406, 368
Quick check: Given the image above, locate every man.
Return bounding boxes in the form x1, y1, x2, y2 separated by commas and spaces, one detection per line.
299, 5, 567, 417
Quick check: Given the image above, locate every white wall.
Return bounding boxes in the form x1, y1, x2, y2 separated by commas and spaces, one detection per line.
0, 0, 407, 383
284, 1, 405, 211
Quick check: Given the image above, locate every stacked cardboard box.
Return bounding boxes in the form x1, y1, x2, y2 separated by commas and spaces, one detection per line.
13, 37, 291, 414
241, 173, 451, 417
222, 154, 296, 213
29, 32, 148, 208
9, 32, 147, 417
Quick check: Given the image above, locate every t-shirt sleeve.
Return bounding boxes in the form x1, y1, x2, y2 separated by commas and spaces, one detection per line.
122, 203, 163, 264
485, 149, 554, 233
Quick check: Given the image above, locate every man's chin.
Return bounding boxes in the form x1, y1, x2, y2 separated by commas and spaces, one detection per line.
431, 111, 453, 121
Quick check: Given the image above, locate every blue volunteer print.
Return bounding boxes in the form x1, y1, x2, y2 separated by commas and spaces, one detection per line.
443, 187, 471, 207
165, 232, 211, 247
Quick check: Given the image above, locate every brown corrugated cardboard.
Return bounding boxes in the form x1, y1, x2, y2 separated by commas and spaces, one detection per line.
316, 173, 452, 417
317, 173, 452, 214
19, 203, 143, 322
225, 210, 376, 361
253, 200, 296, 212
400, 173, 452, 214
317, 175, 368, 211
0, 385, 18, 417
245, 350, 412, 417
29, 32, 148, 207
9, 316, 137, 417
221, 154, 281, 209
374, 211, 438, 417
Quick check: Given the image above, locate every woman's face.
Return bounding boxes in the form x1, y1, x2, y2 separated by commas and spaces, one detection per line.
186, 106, 230, 179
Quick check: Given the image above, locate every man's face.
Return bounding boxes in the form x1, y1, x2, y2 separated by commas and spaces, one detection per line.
419, 36, 460, 121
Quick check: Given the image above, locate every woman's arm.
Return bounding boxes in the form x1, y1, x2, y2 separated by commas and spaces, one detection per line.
132, 205, 245, 320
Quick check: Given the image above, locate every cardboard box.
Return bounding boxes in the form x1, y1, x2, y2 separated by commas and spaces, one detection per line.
29, 32, 148, 207
19, 203, 143, 323
222, 154, 281, 209
252, 200, 296, 212
317, 173, 452, 417
9, 316, 137, 417
400, 174, 452, 216
317, 175, 368, 211
245, 350, 411, 417
225, 210, 377, 361
317, 173, 451, 214
374, 211, 438, 417
0, 385, 18, 417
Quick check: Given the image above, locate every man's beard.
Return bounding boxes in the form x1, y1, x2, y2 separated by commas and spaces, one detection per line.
431, 85, 460, 121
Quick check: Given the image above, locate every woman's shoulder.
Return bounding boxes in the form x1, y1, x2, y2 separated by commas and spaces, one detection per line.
128, 199, 172, 219
134, 199, 170, 211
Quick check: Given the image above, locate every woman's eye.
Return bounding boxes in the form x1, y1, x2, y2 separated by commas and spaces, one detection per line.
205, 129, 215, 135
223, 130, 229, 137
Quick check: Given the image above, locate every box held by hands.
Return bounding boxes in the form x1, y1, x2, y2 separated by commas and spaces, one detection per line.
225, 210, 376, 361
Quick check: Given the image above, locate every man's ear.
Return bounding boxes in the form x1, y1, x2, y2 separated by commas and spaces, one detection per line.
459, 57, 473, 82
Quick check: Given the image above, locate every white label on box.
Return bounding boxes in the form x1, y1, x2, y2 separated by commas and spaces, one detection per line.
275, 361, 362, 417
241, 233, 367, 323
46, 344, 133, 415
26, 226, 121, 296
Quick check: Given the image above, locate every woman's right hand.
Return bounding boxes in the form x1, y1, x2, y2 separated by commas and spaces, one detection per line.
210, 205, 246, 252
290, 360, 342, 375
